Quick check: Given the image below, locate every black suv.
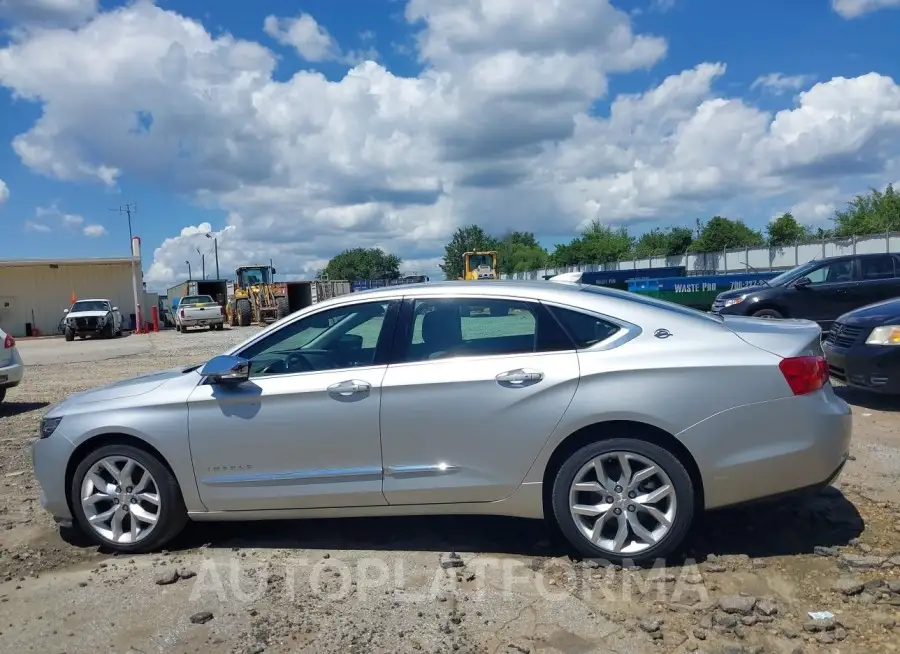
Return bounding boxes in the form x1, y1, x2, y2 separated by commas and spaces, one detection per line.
712, 253, 900, 331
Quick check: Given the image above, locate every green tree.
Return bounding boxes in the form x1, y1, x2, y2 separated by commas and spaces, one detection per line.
632, 226, 694, 258
690, 216, 764, 252
550, 221, 634, 266
833, 184, 900, 236
440, 225, 499, 280
496, 231, 549, 274
766, 212, 812, 247
322, 247, 401, 281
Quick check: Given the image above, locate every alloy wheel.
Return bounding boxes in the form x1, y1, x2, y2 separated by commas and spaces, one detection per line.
568, 451, 676, 556
80, 456, 161, 544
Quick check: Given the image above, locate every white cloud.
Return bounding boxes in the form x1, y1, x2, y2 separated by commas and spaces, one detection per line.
263, 12, 377, 64
751, 73, 815, 95
0, 0, 97, 26
82, 223, 107, 237
0, 178, 8, 206
24, 220, 51, 233
35, 204, 85, 230
0, 1, 899, 288
832, 0, 900, 18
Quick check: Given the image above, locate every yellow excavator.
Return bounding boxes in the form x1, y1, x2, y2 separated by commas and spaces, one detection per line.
461, 251, 499, 280
226, 265, 290, 327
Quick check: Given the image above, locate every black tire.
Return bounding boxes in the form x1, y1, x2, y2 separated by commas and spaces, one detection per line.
103, 321, 114, 339
237, 299, 252, 327
0, 387, 6, 404
551, 437, 694, 564
64, 327, 75, 342
215, 323, 224, 331
275, 296, 290, 320
175, 324, 182, 333
69, 443, 188, 554
752, 309, 782, 319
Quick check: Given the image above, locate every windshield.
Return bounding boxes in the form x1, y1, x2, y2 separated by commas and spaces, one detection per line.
181, 295, 214, 305
467, 254, 494, 271
765, 260, 819, 287
240, 267, 270, 285
70, 300, 109, 312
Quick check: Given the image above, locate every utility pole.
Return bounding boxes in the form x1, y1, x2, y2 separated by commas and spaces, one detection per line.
197, 248, 205, 280
206, 233, 219, 279
110, 203, 141, 333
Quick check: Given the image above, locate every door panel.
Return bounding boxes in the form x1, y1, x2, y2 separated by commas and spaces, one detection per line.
856, 255, 900, 309
379, 296, 579, 505
188, 367, 388, 511
788, 258, 858, 326
186, 298, 400, 512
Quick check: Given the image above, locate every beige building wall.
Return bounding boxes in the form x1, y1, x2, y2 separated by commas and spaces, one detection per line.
0, 258, 139, 337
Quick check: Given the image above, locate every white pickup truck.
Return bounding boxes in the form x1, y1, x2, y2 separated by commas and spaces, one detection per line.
175, 295, 225, 333
63, 298, 123, 341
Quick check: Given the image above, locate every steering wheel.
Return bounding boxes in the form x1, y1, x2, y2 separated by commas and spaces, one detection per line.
285, 351, 314, 372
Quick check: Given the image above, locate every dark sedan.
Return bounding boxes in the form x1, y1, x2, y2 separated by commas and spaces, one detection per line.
823, 297, 900, 394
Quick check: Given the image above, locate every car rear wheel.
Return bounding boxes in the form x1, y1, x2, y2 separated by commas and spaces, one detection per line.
0, 388, 6, 404
752, 309, 782, 319
70, 444, 188, 553
551, 438, 694, 563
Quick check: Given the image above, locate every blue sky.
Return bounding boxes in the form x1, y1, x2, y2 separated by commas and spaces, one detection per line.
1, 0, 900, 288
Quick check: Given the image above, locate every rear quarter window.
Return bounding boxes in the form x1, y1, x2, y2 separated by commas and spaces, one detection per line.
549, 306, 621, 348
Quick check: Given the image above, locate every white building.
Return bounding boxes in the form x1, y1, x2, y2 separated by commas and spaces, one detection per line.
0, 257, 141, 337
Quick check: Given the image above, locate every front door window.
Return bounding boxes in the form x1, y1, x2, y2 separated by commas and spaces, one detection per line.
239, 300, 395, 376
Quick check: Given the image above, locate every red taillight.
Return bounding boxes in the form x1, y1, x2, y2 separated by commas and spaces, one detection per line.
779, 355, 828, 395
219, 305, 224, 315
180, 309, 184, 318
3, 334, 14, 349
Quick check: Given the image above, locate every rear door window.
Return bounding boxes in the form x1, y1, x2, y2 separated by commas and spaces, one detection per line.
860, 256, 896, 280
402, 298, 572, 363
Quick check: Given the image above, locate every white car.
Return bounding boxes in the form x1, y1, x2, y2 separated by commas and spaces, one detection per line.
63, 299, 123, 341
0, 326, 24, 404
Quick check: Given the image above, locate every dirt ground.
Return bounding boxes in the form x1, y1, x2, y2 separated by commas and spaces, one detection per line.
1, 328, 899, 654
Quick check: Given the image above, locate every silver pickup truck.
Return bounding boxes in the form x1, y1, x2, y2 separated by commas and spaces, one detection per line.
175, 295, 225, 333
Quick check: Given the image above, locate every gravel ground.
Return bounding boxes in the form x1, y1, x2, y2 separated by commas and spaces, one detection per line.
1, 328, 899, 654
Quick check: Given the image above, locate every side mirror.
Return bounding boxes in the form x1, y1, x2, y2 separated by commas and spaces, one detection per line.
112, 307, 119, 312
200, 355, 250, 384
794, 277, 812, 289
63, 309, 69, 314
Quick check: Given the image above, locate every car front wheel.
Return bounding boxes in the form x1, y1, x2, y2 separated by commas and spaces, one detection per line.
551, 437, 694, 564
69, 444, 188, 553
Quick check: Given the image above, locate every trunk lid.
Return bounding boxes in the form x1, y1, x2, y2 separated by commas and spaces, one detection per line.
721, 315, 823, 358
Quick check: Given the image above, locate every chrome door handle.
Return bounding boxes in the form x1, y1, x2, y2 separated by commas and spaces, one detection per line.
327, 380, 371, 396
495, 368, 544, 385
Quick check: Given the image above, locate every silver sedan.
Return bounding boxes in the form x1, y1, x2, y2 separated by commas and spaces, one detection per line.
32, 280, 852, 563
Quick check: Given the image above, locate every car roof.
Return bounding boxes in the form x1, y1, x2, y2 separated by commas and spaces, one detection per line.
72, 298, 110, 303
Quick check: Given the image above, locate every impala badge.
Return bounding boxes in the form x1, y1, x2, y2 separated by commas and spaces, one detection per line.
654, 329, 672, 339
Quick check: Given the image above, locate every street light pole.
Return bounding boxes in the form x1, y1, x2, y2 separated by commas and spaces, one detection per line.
197, 248, 205, 280
205, 233, 219, 279
110, 204, 141, 333
186, 260, 192, 281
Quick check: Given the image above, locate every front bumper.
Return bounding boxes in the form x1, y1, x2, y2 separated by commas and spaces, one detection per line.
31, 433, 76, 525
0, 349, 24, 388
823, 341, 900, 394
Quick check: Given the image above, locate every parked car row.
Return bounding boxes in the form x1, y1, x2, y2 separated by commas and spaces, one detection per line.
711, 253, 900, 395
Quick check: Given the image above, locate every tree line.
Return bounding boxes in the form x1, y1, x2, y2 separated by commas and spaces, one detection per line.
320, 184, 900, 281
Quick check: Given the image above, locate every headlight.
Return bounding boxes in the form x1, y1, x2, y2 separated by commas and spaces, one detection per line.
40, 416, 63, 439
723, 295, 747, 307
865, 325, 900, 345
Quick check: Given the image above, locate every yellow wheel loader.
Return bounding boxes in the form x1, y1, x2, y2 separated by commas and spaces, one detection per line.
461, 251, 499, 280
226, 265, 290, 327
